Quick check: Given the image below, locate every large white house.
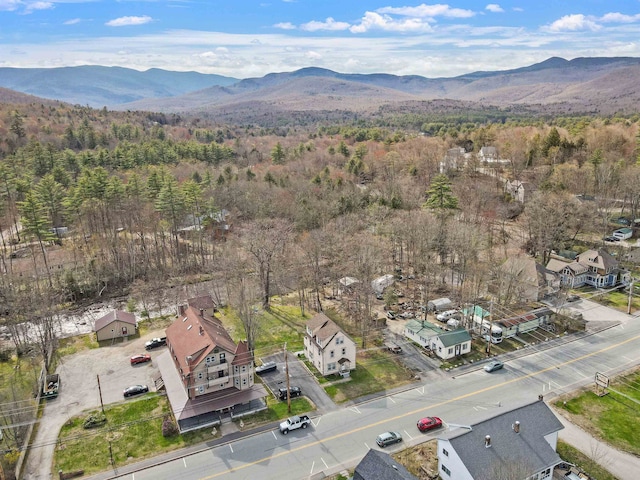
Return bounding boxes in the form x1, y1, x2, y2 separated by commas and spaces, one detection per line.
437, 399, 564, 480
304, 313, 356, 376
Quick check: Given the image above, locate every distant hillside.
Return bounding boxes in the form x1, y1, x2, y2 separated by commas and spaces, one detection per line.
2, 57, 640, 123
0, 65, 237, 107
0, 87, 62, 106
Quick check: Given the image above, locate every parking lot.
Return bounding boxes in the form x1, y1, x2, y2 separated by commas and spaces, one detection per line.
25, 332, 162, 480
256, 351, 338, 414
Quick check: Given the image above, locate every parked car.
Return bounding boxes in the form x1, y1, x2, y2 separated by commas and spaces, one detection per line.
616, 217, 631, 225
255, 361, 277, 375
386, 311, 397, 320
417, 416, 443, 432
386, 343, 402, 354
399, 311, 414, 319
566, 294, 580, 302
484, 360, 504, 373
436, 310, 459, 322
604, 236, 620, 242
278, 386, 302, 400
123, 385, 149, 397
130, 354, 151, 365
376, 431, 403, 448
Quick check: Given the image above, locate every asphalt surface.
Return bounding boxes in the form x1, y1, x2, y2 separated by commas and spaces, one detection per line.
24, 298, 640, 480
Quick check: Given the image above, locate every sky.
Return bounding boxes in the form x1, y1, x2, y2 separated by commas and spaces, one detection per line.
1, 1, 640, 79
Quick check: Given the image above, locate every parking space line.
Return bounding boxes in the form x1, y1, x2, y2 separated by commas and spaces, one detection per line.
349, 406, 361, 414
389, 397, 396, 403
312, 417, 321, 427
310, 461, 315, 475
321, 457, 329, 469
183, 458, 187, 468
272, 431, 278, 439
473, 405, 487, 411
403, 430, 414, 441
415, 386, 425, 395
229, 444, 234, 453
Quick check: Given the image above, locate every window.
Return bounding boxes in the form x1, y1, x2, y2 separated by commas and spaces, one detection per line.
328, 362, 336, 371
197, 372, 203, 380
448, 348, 453, 354
441, 465, 450, 476
442, 448, 449, 457
242, 365, 246, 372
336, 336, 344, 344
218, 370, 225, 378
342, 348, 346, 355
197, 385, 204, 394
242, 378, 247, 385
206, 356, 212, 364
220, 352, 226, 363
330, 350, 334, 358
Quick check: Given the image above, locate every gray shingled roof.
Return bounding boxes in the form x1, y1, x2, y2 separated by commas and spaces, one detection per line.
353, 449, 417, 480
445, 400, 563, 479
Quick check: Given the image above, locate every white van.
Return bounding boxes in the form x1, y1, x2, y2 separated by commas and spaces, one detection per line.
436, 310, 459, 322
446, 318, 461, 329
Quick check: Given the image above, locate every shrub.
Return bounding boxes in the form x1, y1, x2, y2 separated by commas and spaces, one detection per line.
0, 347, 13, 362
162, 415, 178, 437
82, 413, 107, 429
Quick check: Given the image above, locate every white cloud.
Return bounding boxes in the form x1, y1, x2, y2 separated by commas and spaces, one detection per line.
547, 14, 600, 32
0, 0, 21, 11
300, 17, 350, 32
24, 1, 53, 13
64, 18, 81, 25
485, 4, 503, 13
350, 11, 433, 33
377, 3, 475, 19
274, 22, 296, 30
106, 15, 153, 27
306, 50, 322, 60
600, 12, 640, 23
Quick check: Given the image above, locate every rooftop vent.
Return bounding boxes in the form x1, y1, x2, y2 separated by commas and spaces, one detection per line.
513, 421, 520, 433
485, 435, 491, 448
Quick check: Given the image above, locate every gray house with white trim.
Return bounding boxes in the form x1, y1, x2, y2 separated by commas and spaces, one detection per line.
437, 400, 564, 480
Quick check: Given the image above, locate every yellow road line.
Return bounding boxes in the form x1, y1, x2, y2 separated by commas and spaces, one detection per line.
201, 332, 640, 479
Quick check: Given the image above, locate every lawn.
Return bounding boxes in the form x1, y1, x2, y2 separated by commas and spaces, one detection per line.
596, 290, 640, 313
554, 369, 640, 456
54, 393, 313, 475
218, 301, 310, 356
323, 349, 415, 403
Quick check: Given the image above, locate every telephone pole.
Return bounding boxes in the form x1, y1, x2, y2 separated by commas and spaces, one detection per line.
284, 343, 291, 413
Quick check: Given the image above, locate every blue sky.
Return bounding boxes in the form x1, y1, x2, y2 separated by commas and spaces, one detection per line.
1, 1, 640, 78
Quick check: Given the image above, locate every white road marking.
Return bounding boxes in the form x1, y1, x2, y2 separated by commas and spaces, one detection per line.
403, 430, 414, 440
321, 457, 329, 469
350, 406, 361, 414
389, 397, 396, 403
415, 386, 425, 394
272, 431, 277, 439
229, 444, 234, 453
364, 442, 370, 450
473, 405, 487, 411
310, 461, 315, 475
183, 458, 187, 468
312, 417, 321, 427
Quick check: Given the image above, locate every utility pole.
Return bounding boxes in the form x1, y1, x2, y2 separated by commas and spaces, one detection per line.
97, 374, 105, 414
486, 301, 493, 357
284, 343, 291, 413
628, 279, 634, 315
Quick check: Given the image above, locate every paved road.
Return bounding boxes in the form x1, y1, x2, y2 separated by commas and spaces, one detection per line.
83, 309, 640, 480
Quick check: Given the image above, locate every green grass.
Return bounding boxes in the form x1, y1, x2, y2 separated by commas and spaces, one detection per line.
54, 393, 314, 475
219, 303, 310, 356
323, 350, 414, 403
557, 441, 619, 480
55, 395, 179, 476
57, 333, 99, 356
554, 370, 640, 456
596, 290, 640, 312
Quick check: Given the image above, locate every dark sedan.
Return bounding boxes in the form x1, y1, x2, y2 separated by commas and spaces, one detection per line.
123, 385, 149, 398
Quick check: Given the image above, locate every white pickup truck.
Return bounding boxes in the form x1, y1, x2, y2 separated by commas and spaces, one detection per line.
279, 415, 311, 434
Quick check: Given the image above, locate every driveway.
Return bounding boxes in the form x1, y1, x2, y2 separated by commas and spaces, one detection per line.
24, 332, 163, 480
256, 352, 338, 414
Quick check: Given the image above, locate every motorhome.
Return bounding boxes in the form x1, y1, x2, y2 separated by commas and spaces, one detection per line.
480, 320, 503, 344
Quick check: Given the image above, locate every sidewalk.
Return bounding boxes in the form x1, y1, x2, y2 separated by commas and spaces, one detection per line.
553, 409, 640, 480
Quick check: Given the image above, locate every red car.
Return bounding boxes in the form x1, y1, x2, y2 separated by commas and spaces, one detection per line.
417, 416, 443, 432
130, 354, 151, 365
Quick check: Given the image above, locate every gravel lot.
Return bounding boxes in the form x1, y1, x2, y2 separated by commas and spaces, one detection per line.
24, 331, 164, 480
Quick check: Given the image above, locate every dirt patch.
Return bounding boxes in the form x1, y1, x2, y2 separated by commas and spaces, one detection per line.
392, 439, 439, 479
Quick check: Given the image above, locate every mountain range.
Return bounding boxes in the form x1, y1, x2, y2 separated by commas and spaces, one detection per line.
2, 57, 640, 123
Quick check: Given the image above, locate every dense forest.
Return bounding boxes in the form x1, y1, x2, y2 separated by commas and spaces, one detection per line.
0, 99, 639, 465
